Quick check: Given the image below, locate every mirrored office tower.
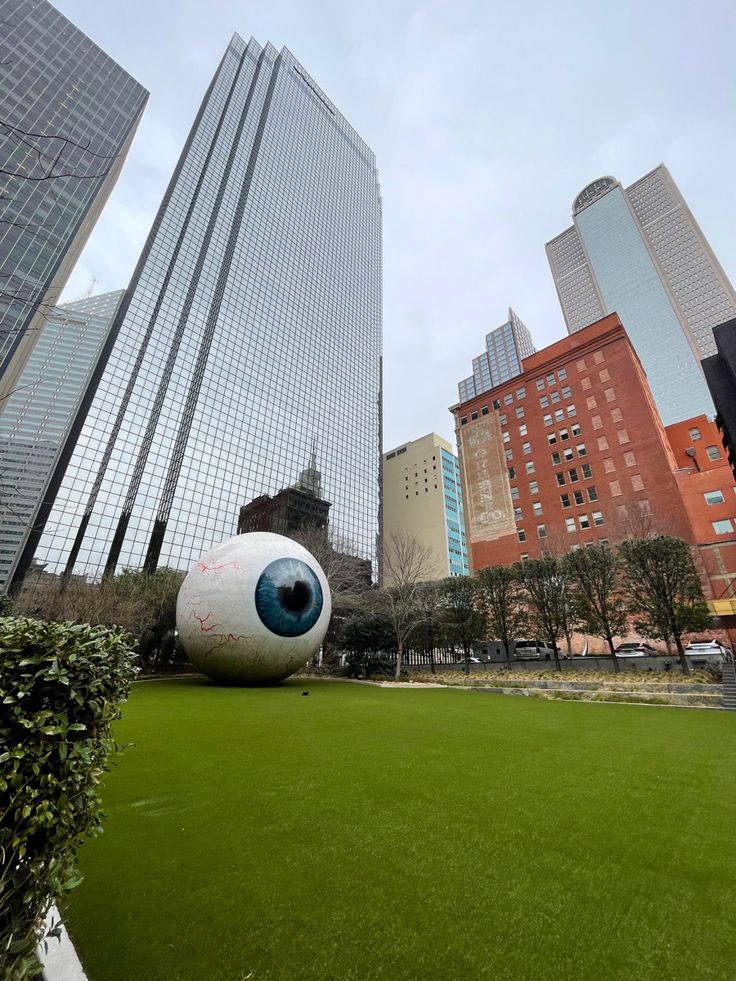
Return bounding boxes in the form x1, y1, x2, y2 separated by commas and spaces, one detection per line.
0, 0, 146, 397
458, 308, 536, 402
0, 290, 124, 592
34, 36, 382, 579
546, 166, 736, 426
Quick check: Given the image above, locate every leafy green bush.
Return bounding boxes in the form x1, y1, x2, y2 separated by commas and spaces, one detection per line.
0, 617, 137, 979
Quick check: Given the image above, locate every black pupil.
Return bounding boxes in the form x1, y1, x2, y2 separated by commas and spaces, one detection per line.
278, 578, 312, 614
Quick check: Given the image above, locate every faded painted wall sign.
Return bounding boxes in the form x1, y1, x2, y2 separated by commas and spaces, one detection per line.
458, 415, 515, 544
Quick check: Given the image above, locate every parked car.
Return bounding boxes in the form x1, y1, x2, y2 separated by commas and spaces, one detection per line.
614, 642, 657, 657
513, 640, 559, 660
685, 640, 731, 658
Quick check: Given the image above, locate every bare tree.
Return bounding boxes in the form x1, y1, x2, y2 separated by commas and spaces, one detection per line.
519, 555, 569, 671
619, 536, 712, 676
562, 544, 627, 672
289, 525, 371, 596
381, 530, 436, 680
438, 576, 485, 674
476, 564, 528, 669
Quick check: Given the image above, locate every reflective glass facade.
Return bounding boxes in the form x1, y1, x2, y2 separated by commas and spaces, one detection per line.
575, 185, 713, 425
0, 290, 124, 590
546, 166, 736, 427
0, 1, 146, 373
35, 36, 382, 579
440, 447, 468, 576
458, 307, 535, 401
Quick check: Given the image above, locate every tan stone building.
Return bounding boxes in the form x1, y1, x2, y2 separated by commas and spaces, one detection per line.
382, 433, 468, 585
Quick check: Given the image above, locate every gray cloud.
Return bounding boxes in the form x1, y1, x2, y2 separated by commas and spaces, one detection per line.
57, 0, 736, 450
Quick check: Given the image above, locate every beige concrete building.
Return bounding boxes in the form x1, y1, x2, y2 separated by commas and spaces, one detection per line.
382, 433, 468, 585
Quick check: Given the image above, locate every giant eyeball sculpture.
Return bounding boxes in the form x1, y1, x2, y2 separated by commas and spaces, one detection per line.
176, 532, 331, 685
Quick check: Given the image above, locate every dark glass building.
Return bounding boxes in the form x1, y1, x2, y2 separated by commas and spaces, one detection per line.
34, 36, 382, 579
0, 290, 124, 591
0, 0, 147, 397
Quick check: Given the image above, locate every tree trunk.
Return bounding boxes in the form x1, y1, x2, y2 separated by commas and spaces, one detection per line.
674, 634, 690, 676
607, 635, 620, 673
503, 637, 512, 670
552, 638, 562, 672
564, 628, 574, 659
395, 639, 403, 680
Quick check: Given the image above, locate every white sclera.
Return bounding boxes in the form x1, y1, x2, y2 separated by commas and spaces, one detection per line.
176, 532, 332, 685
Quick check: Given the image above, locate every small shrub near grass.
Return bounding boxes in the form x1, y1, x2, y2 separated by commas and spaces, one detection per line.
0, 617, 137, 980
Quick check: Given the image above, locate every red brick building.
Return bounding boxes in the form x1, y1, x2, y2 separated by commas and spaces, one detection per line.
452, 314, 736, 627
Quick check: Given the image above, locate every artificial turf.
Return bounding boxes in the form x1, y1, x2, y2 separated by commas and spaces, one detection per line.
62, 678, 736, 980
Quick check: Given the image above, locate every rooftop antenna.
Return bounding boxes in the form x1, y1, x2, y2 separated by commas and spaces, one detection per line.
83, 276, 97, 299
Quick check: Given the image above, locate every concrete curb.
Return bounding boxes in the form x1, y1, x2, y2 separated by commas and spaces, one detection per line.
36, 905, 88, 981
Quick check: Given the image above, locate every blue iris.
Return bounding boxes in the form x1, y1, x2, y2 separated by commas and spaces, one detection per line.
255, 557, 323, 637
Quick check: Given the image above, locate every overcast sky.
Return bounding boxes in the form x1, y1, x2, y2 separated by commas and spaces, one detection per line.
56, 0, 736, 452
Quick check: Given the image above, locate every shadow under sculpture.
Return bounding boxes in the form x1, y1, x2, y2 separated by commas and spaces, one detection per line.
176, 532, 331, 685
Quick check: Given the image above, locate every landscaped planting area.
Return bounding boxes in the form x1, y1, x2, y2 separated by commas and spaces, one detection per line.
63, 679, 736, 980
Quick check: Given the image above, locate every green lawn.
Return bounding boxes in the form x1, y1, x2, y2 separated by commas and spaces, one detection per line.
63, 679, 736, 981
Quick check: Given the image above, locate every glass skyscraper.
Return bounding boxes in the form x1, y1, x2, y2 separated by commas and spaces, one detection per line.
458, 308, 536, 402
546, 166, 736, 426
34, 36, 382, 580
0, 0, 147, 396
0, 290, 124, 591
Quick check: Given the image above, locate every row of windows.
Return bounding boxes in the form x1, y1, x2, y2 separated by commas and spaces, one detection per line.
517, 510, 605, 542
535, 367, 567, 391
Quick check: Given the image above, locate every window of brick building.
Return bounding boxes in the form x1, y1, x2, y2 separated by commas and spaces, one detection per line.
581, 377, 592, 391
551, 451, 561, 465
518, 529, 526, 542
516, 406, 525, 419
706, 445, 721, 461
560, 428, 569, 441
577, 443, 587, 456
517, 387, 526, 399
526, 461, 536, 475
566, 517, 576, 533
558, 367, 568, 381
519, 424, 528, 437
536, 378, 545, 391
529, 480, 539, 494
499, 413, 507, 425
704, 490, 725, 505
611, 407, 623, 423
555, 409, 565, 422
551, 391, 561, 405
576, 358, 587, 372
562, 386, 572, 399
713, 519, 733, 534
564, 447, 574, 461
533, 501, 543, 516
689, 426, 701, 441
514, 507, 523, 521
603, 458, 615, 473
599, 368, 611, 382
579, 514, 591, 530
610, 480, 622, 497
581, 463, 592, 479
604, 388, 616, 402
569, 468, 579, 482
623, 450, 637, 467
504, 393, 513, 405
561, 494, 571, 508
630, 474, 645, 492
540, 396, 549, 409
522, 442, 532, 455
593, 351, 605, 365
556, 472, 566, 486
573, 490, 584, 505
571, 424, 581, 437
537, 524, 547, 538
586, 396, 597, 410
543, 413, 553, 426
588, 486, 598, 502
592, 415, 603, 430
567, 404, 577, 417
617, 429, 630, 444
593, 511, 604, 526
598, 436, 609, 451
505, 449, 513, 461
548, 433, 557, 445
511, 487, 520, 501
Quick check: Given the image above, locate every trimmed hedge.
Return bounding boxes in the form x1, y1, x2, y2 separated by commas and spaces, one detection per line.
0, 617, 137, 979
